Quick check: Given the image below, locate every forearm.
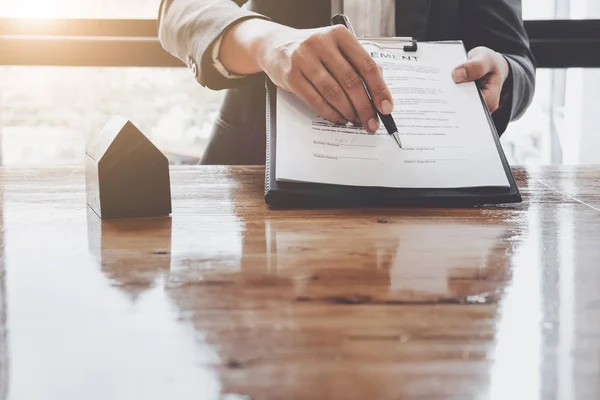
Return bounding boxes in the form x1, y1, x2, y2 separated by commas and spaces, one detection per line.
220, 19, 286, 75
157, 0, 268, 89
459, 0, 536, 132
503, 53, 536, 120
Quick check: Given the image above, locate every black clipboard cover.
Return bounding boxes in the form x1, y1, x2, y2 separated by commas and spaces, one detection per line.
264, 43, 521, 209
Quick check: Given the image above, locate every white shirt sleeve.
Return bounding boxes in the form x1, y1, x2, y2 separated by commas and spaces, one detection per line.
211, 33, 247, 80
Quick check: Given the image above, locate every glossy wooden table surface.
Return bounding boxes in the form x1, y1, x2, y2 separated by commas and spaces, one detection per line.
0, 166, 599, 400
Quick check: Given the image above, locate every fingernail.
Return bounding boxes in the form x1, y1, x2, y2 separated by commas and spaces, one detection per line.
452, 68, 468, 83
367, 118, 380, 132
381, 100, 393, 115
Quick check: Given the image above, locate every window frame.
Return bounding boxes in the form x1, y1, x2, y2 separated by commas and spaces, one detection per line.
1, 18, 600, 68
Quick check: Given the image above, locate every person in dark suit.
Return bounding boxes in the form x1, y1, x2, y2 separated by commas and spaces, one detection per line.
158, 0, 536, 165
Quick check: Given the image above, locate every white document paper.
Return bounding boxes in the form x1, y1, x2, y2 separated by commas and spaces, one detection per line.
275, 40, 510, 189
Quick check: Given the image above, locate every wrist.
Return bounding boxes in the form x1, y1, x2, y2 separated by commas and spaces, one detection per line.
496, 52, 511, 83
221, 18, 285, 75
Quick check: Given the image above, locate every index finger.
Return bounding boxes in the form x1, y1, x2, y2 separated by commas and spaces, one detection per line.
336, 30, 394, 115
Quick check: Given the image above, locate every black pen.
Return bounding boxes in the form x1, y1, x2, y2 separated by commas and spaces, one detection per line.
331, 13, 403, 149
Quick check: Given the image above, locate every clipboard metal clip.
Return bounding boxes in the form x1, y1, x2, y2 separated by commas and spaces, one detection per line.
403, 39, 418, 52
359, 36, 419, 53
331, 14, 418, 52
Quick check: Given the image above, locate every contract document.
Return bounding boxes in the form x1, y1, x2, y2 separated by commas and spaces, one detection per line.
275, 40, 511, 189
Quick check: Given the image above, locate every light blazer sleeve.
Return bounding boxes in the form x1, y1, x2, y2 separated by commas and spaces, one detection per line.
459, 0, 537, 135
158, 0, 270, 90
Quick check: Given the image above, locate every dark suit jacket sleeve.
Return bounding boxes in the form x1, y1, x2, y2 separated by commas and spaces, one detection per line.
158, 0, 270, 90
459, 0, 537, 134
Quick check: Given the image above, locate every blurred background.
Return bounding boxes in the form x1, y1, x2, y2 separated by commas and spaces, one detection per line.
0, 0, 599, 166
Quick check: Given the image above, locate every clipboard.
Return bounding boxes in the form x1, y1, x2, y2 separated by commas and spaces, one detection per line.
264, 40, 522, 209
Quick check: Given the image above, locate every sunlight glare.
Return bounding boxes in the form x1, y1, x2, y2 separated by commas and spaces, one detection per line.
2, 0, 73, 18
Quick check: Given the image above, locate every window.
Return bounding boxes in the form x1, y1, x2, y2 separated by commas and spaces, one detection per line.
502, 0, 600, 164
1, 0, 599, 165
524, 0, 600, 19
0, 66, 223, 165
0, 0, 161, 19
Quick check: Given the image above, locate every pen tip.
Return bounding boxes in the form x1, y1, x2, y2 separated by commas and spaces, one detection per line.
392, 132, 403, 149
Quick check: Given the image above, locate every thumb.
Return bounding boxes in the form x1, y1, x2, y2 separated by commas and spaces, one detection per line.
452, 48, 492, 83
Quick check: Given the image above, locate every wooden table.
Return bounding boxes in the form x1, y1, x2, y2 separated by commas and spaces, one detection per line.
0, 166, 599, 400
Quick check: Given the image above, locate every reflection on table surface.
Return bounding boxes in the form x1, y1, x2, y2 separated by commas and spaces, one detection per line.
0, 166, 599, 400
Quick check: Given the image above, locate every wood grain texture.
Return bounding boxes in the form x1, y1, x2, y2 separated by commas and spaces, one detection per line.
1, 166, 599, 400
